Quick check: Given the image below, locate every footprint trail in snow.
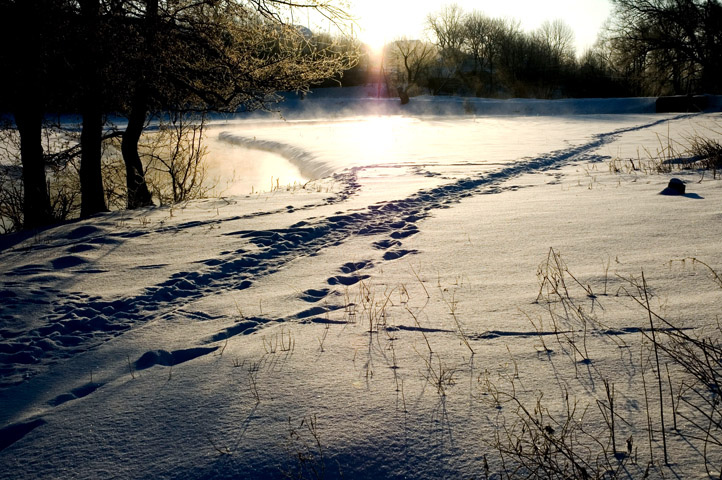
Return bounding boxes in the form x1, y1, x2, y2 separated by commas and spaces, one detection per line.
0, 115, 687, 388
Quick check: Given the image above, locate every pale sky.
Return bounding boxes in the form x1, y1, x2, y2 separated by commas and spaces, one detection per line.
347, 0, 613, 54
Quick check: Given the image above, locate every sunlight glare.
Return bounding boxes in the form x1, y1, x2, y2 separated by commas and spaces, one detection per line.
353, 2, 399, 53
348, 117, 399, 163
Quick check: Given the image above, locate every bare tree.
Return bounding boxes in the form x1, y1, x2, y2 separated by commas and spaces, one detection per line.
463, 11, 492, 75
387, 38, 437, 97
78, 0, 108, 217
426, 3, 467, 89
462, 12, 508, 94
426, 3, 466, 52
0, 119, 86, 233
606, 0, 722, 94
493, 18, 527, 90
143, 112, 212, 205
536, 19, 576, 64
0, 0, 68, 229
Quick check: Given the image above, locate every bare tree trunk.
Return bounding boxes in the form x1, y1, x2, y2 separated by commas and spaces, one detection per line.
79, 0, 107, 217
120, 0, 156, 209
122, 98, 154, 209
15, 108, 52, 229
10, 1, 53, 229
80, 107, 107, 217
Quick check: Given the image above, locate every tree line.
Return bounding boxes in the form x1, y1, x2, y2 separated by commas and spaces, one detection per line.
372, 1, 722, 100
0, 0, 357, 232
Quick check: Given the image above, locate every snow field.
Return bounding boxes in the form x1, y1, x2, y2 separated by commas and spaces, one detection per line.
1, 104, 721, 479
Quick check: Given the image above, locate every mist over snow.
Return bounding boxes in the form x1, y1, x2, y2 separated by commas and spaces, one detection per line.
2, 90, 722, 479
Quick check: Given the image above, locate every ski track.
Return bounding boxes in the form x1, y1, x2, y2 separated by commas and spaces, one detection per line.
0, 115, 691, 396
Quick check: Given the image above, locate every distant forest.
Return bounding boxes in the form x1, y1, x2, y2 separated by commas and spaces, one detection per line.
334, 1, 722, 99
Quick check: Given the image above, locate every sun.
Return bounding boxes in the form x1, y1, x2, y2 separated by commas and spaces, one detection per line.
360, 23, 388, 54
352, 1, 413, 53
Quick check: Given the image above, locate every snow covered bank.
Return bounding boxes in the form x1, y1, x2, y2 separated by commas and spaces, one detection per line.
1, 102, 722, 479
216, 132, 334, 181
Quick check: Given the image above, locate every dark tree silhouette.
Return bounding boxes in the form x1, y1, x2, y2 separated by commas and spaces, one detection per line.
111, 0, 358, 211
78, 0, 109, 217
606, 0, 722, 94
387, 38, 436, 96
1, 0, 357, 229
0, 1, 63, 228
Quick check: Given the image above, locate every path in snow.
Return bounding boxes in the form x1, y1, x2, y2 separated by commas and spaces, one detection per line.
0, 115, 691, 393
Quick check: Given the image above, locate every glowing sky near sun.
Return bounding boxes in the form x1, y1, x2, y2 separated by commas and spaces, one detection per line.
349, 0, 612, 54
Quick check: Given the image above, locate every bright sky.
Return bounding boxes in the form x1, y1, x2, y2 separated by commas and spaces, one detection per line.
348, 0, 612, 54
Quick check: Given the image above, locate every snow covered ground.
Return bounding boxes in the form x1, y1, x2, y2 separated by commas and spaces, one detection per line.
1, 92, 722, 479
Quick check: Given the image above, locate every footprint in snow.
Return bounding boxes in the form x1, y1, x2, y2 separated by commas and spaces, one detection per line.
48, 382, 103, 406
0, 418, 46, 452
66, 244, 96, 254
51, 256, 87, 269
372, 239, 402, 250
299, 288, 330, 303
293, 304, 343, 320
390, 225, 419, 239
327, 274, 370, 286
327, 260, 373, 286
339, 260, 373, 274
65, 225, 102, 240
134, 346, 219, 370
383, 249, 418, 261
207, 318, 269, 343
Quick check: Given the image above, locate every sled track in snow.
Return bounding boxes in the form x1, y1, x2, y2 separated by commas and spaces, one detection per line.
0, 116, 692, 387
